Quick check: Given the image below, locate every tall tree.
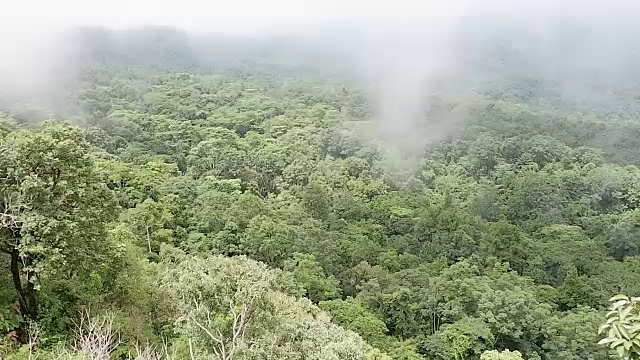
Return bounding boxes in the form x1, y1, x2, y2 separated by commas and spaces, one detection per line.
0, 122, 116, 319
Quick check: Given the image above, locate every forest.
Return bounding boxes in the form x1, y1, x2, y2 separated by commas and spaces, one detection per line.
2, 21, 640, 360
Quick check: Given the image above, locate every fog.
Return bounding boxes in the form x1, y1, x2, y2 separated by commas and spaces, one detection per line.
3, 0, 640, 153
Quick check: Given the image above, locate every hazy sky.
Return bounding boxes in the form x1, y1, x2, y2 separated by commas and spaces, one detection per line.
5, 0, 465, 30
5, 0, 639, 35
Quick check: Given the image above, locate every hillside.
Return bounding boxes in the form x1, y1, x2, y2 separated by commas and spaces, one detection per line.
2, 24, 640, 359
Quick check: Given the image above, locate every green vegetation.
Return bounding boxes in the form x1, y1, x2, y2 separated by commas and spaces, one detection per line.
598, 295, 640, 359
1, 26, 640, 359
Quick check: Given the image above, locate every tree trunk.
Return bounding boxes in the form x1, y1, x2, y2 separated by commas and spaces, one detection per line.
146, 226, 152, 253
10, 248, 28, 314
25, 270, 37, 319
10, 248, 37, 319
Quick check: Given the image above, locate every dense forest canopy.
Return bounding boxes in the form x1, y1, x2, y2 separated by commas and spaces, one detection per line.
2, 12, 640, 359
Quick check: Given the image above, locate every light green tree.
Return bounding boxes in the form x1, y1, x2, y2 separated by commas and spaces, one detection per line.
160, 254, 366, 360
480, 349, 524, 360
598, 295, 640, 359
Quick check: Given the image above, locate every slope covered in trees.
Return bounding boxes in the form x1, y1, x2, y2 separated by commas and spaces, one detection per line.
1, 25, 640, 359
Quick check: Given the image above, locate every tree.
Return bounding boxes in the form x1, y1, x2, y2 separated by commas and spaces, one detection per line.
319, 298, 388, 342
284, 253, 340, 303
241, 215, 294, 266
598, 294, 640, 359
123, 196, 177, 254
160, 254, 367, 360
187, 128, 247, 179
543, 306, 607, 360
480, 349, 524, 360
0, 123, 116, 319
420, 317, 494, 360
0, 112, 16, 139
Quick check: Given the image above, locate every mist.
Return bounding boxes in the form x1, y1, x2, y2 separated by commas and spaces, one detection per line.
3, 0, 640, 149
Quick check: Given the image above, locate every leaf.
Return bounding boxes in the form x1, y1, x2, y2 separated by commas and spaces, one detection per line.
610, 295, 631, 302
629, 324, 640, 334
612, 325, 623, 339
619, 325, 632, 340
598, 338, 615, 345
599, 324, 612, 334
620, 305, 634, 320
611, 339, 625, 348
613, 300, 630, 310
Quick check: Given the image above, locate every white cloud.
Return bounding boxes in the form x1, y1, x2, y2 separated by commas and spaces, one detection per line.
5, 0, 639, 35
4, 0, 470, 30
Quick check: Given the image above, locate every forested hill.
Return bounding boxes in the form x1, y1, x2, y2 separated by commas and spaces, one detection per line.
2, 24, 640, 360
67, 21, 640, 118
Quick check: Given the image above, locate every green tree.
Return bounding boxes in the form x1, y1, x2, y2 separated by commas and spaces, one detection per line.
187, 128, 247, 179
420, 317, 494, 360
543, 306, 607, 360
0, 123, 116, 319
319, 298, 388, 342
123, 196, 177, 254
241, 215, 294, 266
284, 253, 340, 303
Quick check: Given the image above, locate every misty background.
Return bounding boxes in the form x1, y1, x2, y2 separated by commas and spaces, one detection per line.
3, 0, 640, 154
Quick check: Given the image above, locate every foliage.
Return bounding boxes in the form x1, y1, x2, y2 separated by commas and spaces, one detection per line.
598, 295, 640, 359
480, 349, 524, 360
160, 253, 367, 359
0, 122, 117, 322
2, 26, 640, 359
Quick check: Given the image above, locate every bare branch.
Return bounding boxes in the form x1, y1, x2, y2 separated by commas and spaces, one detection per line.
26, 321, 41, 360
188, 338, 196, 360
73, 309, 120, 360
134, 343, 162, 360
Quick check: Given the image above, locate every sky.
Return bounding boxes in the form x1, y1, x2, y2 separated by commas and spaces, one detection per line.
4, 0, 639, 36
5, 0, 465, 30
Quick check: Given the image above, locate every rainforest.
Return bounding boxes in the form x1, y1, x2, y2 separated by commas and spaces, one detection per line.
2, 14, 640, 360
